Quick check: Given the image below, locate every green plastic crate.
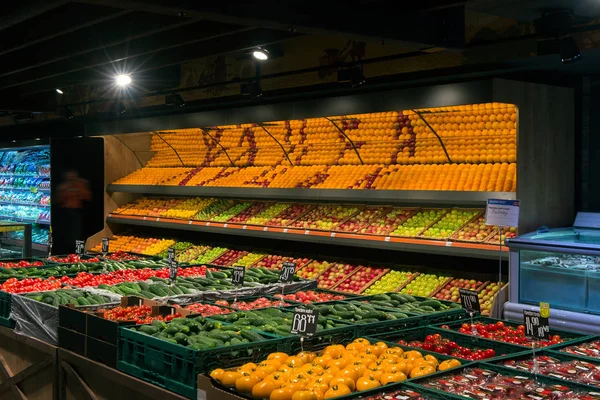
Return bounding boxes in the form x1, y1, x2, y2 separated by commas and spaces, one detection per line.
405, 362, 600, 399
432, 315, 589, 349
117, 325, 287, 399
0, 290, 13, 328
367, 326, 525, 362
550, 336, 600, 364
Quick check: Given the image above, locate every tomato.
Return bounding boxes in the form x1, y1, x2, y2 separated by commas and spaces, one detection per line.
209, 368, 225, 382
236, 374, 261, 393
270, 387, 293, 400
291, 390, 318, 400
379, 372, 407, 385
438, 359, 462, 371
252, 380, 277, 399
220, 371, 242, 387
336, 366, 359, 382
356, 376, 381, 391
409, 365, 436, 378
324, 384, 351, 399
330, 376, 355, 391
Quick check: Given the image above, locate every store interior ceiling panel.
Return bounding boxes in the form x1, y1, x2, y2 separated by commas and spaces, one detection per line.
0, 0, 598, 127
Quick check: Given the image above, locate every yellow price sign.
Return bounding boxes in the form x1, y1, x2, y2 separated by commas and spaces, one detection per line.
539, 302, 550, 319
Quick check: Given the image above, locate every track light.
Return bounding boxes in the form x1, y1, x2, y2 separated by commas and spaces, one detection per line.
55, 89, 64, 95
115, 74, 132, 86
560, 36, 581, 64
252, 48, 269, 61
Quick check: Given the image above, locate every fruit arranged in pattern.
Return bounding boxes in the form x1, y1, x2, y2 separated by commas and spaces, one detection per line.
193, 199, 235, 220
502, 355, 600, 388
336, 207, 387, 232
401, 273, 449, 297
452, 216, 495, 242
212, 249, 248, 266
317, 263, 359, 289
478, 282, 503, 315
1, 277, 62, 293
183, 303, 232, 316
214, 297, 290, 310
560, 340, 600, 359
365, 293, 461, 315
131, 315, 269, 348
101, 252, 145, 261
245, 203, 290, 225
48, 254, 101, 264
234, 252, 265, 267
210, 337, 461, 398
212, 308, 350, 336
95, 305, 182, 323
435, 279, 485, 302
391, 209, 446, 237
211, 202, 252, 222
421, 366, 594, 400
420, 210, 478, 239
334, 267, 388, 293
364, 271, 416, 294
91, 236, 176, 256
265, 203, 313, 226
273, 290, 347, 303
289, 205, 360, 230
312, 301, 412, 324
23, 289, 114, 306
486, 226, 517, 245
255, 255, 310, 270
193, 247, 228, 264
440, 321, 566, 347
227, 202, 271, 224
174, 245, 211, 263
398, 333, 498, 361
296, 260, 332, 279
161, 197, 216, 219
362, 208, 415, 235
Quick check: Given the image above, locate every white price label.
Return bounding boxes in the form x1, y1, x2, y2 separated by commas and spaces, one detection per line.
384, 236, 391, 242
304, 230, 310, 235
263, 227, 268, 232
242, 225, 247, 230
486, 199, 520, 228
156, 218, 160, 222
330, 232, 336, 237
206, 222, 210, 226
143, 216, 147, 221
283, 228, 288, 233
223, 223, 228, 228
446, 241, 452, 247
188, 220, 193, 225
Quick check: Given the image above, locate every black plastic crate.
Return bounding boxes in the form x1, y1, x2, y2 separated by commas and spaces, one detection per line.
58, 305, 88, 334
58, 326, 86, 356
87, 336, 117, 368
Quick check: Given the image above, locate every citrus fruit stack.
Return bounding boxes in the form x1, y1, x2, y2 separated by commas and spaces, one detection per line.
209, 338, 461, 400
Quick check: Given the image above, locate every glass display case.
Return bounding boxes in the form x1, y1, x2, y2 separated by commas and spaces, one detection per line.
0, 222, 32, 258
504, 212, 600, 334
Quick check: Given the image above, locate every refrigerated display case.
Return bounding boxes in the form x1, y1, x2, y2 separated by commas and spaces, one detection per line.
0, 222, 32, 258
504, 212, 600, 334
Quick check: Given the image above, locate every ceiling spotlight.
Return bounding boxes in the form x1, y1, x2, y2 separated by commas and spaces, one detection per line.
560, 36, 581, 64
252, 48, 269, 61
55, 88, 64, 95
11, 140, 16, 143
115, 74, 132, 86
35, 138, 41, 141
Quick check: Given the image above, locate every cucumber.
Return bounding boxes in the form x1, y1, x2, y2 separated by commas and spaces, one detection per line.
240, 330, 263, 342
140, 325, 160, 335
419, 300, 443, 310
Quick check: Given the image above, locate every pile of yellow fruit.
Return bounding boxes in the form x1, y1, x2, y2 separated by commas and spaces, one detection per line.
209, 338, 461, 400
90, 235, 175, 255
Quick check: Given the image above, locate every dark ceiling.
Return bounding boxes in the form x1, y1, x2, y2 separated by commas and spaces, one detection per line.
0, 0, 596, 120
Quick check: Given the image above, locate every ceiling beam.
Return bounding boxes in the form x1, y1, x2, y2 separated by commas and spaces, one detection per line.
0, 0, 69, 32
74, 0, 465, 48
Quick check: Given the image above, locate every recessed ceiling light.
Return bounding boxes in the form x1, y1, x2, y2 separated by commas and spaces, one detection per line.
252, 48, 269, 61
115, 74, 132, 86
56, 88, 64, 94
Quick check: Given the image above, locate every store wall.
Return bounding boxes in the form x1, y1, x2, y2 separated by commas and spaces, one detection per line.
585, 77, 600, 212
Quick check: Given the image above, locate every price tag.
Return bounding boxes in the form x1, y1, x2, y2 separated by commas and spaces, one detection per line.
232, 266, 245, 286
459, 288, 480, 313
75, 240, 85, 255
291, 307, 319, 337
330, 232, 336, 238
101, 237, 109, 254
279, 262, 296, 283
206, 222, 210, 226
524, 310, 550, 340
224, 223, 228, 228
169, 260, 179, 283
304, 230, 310, 235
156, 218, 160, 222
485, 199, 521, 228
540, 302, 550, 319
188, 220, 193, 225
445, 241, 452, 247
242, 225, 247, 230
30, 187, 37, 194
167, 247, 175, 263
283, 228, 288, 233
263, 227, 268, 232
384, 236, 391, 242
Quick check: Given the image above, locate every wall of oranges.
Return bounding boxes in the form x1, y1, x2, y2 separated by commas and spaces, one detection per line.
114, 102, 517, 192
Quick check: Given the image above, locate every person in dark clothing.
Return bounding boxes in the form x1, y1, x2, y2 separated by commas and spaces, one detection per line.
55, 170, 92, 253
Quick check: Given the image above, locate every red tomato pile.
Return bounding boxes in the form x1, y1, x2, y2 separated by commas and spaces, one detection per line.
399, 333, 496, 361
0, 260, 44, 269
102, 252, 143, 261
1, 277, 61, 293
440, 321, 564, 347
184, 303, 231, 316
214, 297, 288, 310
48, 254, 101, 263
96, 305, 181, 324
61, 270, 159, 287
274, 290, 346, 303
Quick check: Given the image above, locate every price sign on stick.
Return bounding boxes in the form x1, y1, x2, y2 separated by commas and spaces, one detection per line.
101, 237, 109, 255
291, 307, 319, 337
169, 260, 179, 283
232, 266, 245, 286
459, 288, 480, 313
167, 247, 175, 263
524, 310, 550, 340
485, 199, 521, 227
279, 262, 296, 284
75, 240, 85, 255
